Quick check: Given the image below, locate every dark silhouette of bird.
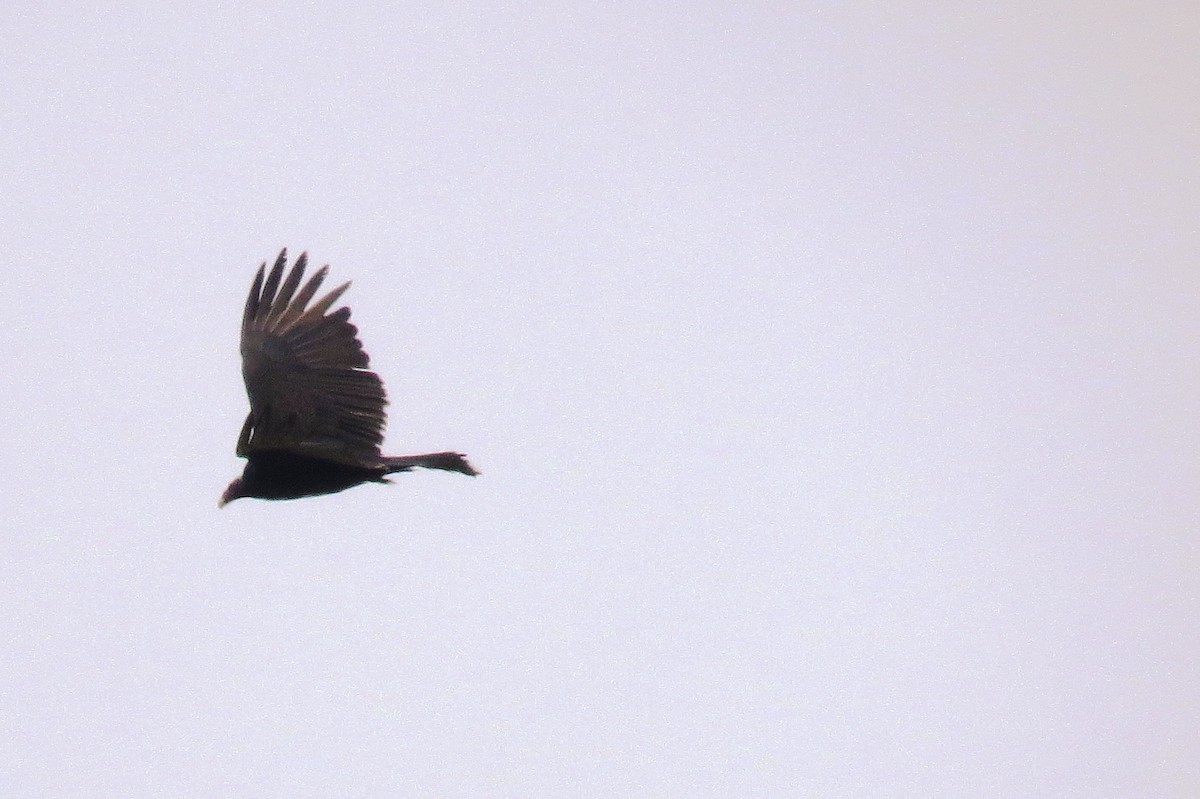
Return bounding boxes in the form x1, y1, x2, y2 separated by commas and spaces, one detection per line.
220, 249, 476, 506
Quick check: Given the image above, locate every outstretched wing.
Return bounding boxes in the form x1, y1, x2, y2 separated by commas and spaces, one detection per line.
236, 249, 388, 467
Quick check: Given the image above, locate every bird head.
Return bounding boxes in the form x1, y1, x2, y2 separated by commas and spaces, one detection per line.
219, 478, 245, 508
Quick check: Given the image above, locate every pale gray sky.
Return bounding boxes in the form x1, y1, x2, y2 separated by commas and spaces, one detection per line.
2, 4, 1198, 796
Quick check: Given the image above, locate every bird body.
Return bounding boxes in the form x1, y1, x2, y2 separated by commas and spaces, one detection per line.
220, 249, 476, 506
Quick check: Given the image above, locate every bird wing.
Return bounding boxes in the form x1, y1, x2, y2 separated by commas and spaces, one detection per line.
236, 249, 388, 467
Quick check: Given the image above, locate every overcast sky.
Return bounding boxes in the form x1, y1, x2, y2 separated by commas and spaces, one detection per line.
2, 4, 1197, 796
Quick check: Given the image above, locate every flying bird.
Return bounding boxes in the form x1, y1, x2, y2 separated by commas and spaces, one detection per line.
220, 249, 477, 506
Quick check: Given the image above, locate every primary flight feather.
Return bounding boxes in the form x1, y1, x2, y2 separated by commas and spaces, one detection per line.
221, 249, 476, 506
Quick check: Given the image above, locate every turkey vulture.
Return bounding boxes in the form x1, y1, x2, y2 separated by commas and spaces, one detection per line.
220, 249, 476, 506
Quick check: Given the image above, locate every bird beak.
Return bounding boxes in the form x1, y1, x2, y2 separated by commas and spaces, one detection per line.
219, 479, 242, 508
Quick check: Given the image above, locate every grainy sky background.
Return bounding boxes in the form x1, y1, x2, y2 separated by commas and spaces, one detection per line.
2, 3, 1197, 796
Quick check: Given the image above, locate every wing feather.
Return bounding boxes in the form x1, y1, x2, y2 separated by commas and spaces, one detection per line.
266, 252, 308, 328
236, 249, 389, 466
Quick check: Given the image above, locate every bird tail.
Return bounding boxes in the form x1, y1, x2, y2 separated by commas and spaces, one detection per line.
383, 452, 478, 476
